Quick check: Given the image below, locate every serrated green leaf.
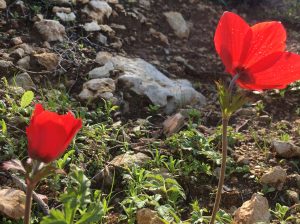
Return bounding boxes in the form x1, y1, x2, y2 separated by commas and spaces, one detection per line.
20, 91, 34, 108
41, 209, 67, 224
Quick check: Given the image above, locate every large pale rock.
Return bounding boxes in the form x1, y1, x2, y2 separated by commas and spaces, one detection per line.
0, 0, 6, 9
234, 194, 271, 224
164, 11, 190, 39
82, 0, 112, 23
34, 52, 59, 71
260, 166, 287, 189
273, 140, 300, 158
83, 21, 101, 32
109, 152, 150, 168
78, 78, 115, 101
136, 208, 164, 224
111, 56, 206, 114
35, 20, 66, 42
0, 188, 25, 219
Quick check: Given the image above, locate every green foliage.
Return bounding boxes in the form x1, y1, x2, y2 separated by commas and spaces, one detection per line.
41, 167, 111, 224
20, 91, 34, 108
270, 203, 294, 223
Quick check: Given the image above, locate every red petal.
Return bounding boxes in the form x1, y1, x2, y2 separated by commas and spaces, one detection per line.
242, 52, 300, 90
61, 112, 82, 150
214, 11, 250, 74
240, 22, 286, 69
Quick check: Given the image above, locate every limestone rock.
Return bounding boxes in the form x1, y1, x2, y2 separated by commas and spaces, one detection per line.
164, 11, 190, 39
89, 61, 114, 79
34, 52, 59, 71
260, 166, 287, 189
0, 60, 13, 68
234, 194, 271, 224
0, 0, 6, 9
10, 72, 36, 90
136, 208, 164, 224
83, 21, 101, 32
52, 6, 71, 13
35, 20, 66, 42
10, 48, 25, 60
273, 141, 300, 158
78, 78, 115, 101
82, 0, 112, 23
95, 51, 112, 65
0, 188, 25, 219
11, 37, 23, 45
56, 12, 76, 22
163, 112, 185, 136
109, 152, 150, 168
17, 56, 30, 70
112, 56, 206, 114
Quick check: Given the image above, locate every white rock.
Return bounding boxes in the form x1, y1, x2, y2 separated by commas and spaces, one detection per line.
111, 56, 206, 114
78, 78, 115, 101
97, 33, 108, 45
95, 51, 112, 65
83, 21, 101, 32
88, 61, 114, 79
260, 166, 287, 189
52, 6, 71, 13
234, 194, 271, 224
109, 152, 150, 168
273, 141, 300, 158
164, 11, 190, 39
56, 12, 76, 22
0, 0, 6, 9
82, 0, 112, 23
35, 20, 66, 42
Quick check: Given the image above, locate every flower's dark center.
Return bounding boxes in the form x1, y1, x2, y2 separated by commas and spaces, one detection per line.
234, 67, 254, 84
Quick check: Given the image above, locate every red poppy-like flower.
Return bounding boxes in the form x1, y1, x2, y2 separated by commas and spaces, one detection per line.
214, 11, 300, 90
26, 104, 82, 163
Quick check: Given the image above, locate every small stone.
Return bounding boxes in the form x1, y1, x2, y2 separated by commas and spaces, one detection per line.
11, 37, 23, 45
99, 24, 115, 36
149, 28, 169, 45
163, 112, 185, 136
236, 108, 256, 116
34, 52, 59, 71
256, 115, 272, 124
286, 190, 299, 204
97, 33, 108, 45
82, 0, 112, 23
0, 0, 6, 9
17, 56, 30, 70
260, 166, 287, 189
78, 78, 115, 101
0, 60, 13, 68
83, 21, 101, 32
95, 51, 112, 65
88, 61, 114, 79
10, 48, 25, 60
35, 20, 66, 42
237, 156, 250, 165
19, 43, 34, 55
273, 141, 300, 158
10, 72, 36, 90
136, 208, 164, 224
109, 152, 150, 168
56, 12, 76, 22
52, 6, 71, 13
234, 193, 271, 224
164, 11, 190, 39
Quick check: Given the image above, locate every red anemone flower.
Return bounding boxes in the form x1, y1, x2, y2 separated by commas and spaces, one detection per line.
214, 11, 300, 90
26, 104, 82, 163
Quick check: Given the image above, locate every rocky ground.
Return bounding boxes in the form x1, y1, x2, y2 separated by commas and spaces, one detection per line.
0, 0, 300, 223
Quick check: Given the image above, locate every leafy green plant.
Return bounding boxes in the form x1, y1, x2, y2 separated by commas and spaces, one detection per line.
270, 203, 294, 223
41, 166, 111, 224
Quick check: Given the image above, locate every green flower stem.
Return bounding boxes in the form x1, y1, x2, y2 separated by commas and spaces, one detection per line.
209, 116, 229, 224
24, 182, 35, 224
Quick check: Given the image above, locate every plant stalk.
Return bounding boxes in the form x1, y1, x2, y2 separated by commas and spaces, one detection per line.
24, 183, 34, 224
209, 117, 229, 224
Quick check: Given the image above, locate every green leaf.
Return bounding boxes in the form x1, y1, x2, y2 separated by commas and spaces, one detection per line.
20, 91, 34, 108
41, 209, 67, 224
1, 119, 7, 135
